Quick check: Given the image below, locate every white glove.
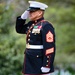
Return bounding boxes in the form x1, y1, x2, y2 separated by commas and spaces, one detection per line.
41, 67, 50, 73
21, 10, 29, 19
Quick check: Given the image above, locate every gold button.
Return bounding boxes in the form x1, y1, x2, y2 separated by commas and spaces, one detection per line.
28, 39, 30, 41
32, 24, 35, 26
47, 60, 49, 62
37, 55, 39, 57
46, 65, 48, 66
47, 56, 49, 58
35, 21, 37, 23
29, 35, 30, 37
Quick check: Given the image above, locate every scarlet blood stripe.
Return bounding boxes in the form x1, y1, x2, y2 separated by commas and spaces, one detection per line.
46, 47, 54, 55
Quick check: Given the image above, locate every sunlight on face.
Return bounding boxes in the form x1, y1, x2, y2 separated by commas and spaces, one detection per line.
29, 11, 39, 21
29, 10, 43, 21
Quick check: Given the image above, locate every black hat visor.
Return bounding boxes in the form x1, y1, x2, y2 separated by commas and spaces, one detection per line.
27, 7, 41, 12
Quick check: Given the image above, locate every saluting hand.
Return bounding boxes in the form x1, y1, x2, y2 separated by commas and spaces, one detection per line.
21, 10, 29, 19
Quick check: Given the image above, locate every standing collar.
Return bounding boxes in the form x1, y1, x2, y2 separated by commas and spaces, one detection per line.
32, 17, 44, 23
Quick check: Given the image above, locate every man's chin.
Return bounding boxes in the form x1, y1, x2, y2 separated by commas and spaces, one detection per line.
29, 18, 35, 21
29, 17, 36, 21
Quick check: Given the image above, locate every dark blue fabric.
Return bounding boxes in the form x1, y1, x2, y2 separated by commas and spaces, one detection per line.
16, 16, 56, 74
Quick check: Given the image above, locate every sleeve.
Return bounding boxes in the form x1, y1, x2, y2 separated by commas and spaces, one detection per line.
41, 23, 55, 69
16, 16, 32, 34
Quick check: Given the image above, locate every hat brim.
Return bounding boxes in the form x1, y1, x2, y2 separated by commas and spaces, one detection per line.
27, 7, 41, 11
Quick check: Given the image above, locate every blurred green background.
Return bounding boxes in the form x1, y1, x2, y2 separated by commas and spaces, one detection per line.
0, 0, 75, 75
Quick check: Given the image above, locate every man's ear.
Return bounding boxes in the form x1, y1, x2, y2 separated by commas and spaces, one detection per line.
38, 11, 43, 16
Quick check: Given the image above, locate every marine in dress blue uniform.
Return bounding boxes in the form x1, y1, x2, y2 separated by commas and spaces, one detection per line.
16, 1, 56, 75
